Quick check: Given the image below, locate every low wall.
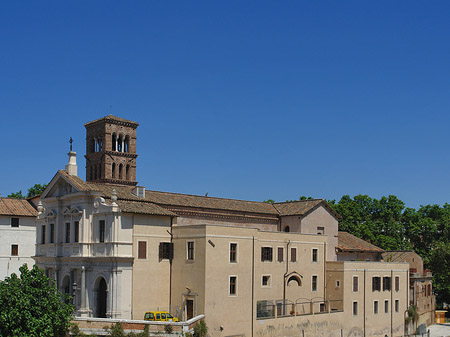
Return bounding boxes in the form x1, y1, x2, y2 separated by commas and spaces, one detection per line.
255, 311, 345, 337
72, 315, 205, 336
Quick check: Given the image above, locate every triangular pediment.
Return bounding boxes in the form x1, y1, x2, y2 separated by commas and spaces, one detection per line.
41, 171, 82, 199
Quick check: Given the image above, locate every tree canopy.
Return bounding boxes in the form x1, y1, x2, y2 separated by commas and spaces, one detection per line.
7, 183, 48, 199
0, 264, 73, 337
266, 194, 450, 307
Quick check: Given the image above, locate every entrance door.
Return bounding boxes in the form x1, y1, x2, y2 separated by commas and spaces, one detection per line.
186, 299, 194, 320
97, 278, 107, 318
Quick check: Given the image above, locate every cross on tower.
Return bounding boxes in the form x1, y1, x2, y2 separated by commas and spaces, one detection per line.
69, 137, 73, 152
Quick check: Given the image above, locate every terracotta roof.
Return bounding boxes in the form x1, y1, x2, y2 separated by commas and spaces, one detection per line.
84, 115, 139, 127
0, 198, 38, 217
337, 232, 384, 253
273, 199, 323, 216
57, 171, 342, 219
115, 200, 177, 216
381, 251, 421, 262
147, 191, 279, 215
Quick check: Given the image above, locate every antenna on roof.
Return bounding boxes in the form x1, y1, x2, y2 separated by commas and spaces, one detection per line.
205, 192, 208, 196
69, 137, 73, 152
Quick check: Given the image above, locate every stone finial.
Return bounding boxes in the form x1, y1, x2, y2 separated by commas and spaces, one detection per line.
37, 200, 44, 214
111, 188, 118, 203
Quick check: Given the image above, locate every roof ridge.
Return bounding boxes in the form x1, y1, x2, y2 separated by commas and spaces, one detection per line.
273, 199, 323, 205
148, 190, 271, 205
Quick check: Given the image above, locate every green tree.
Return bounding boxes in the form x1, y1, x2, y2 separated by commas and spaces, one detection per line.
7, 183, 48, 199
0, 264, 74, 337
26, 183, 48, 198
428, 241, 450, 307
7, 190, 25, 199
405, 304, 419, 334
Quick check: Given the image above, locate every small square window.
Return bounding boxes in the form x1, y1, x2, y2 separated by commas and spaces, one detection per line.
317, 226, 324, 235
11, 244, 18, 256
277, 247, 283, 262
138, 241, 147, 259
11, 218, 19, 227
312, 275, 318, 291
230, 243, 237, 263
159, 242, 173, 260
312, 248, 318, 262
291, 247, 297, 262
229, 276, 237, 295
353, 301, 358, 316
187, 241, 195, 260
262, 275, 271, 287
261, 247, 273, 262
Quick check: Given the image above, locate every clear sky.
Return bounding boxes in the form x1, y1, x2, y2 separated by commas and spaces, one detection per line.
1, 1, 449, 209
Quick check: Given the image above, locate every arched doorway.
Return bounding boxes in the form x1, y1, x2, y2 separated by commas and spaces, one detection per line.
96, 278, 107, 318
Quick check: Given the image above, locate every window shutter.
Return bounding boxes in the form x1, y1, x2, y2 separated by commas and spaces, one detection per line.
168, 243, 174, 260
138, 241, 146, 259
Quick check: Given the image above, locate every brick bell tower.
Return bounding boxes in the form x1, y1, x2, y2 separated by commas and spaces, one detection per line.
84, 115, 139, 185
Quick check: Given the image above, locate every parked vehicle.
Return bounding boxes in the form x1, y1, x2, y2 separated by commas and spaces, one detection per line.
144, 311, 179, 322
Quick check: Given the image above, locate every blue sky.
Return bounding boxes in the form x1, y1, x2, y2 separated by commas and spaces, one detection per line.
1, 1, 449, 208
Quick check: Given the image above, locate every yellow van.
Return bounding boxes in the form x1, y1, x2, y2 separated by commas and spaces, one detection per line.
144, 311, 179, 322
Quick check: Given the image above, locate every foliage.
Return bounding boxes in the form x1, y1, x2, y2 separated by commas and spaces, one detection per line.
7, 190, 24, 199
0, 264, 74, 337
406, 304, 419, 333
428, 241, 450, 306
7, 183, 48, 199
193, 320, 207, 337
26, 183, 48, 198
164, 324, 173, 333
105, 322, 150, 337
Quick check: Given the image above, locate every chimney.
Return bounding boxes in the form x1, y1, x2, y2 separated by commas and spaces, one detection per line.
65, 151, 78, 176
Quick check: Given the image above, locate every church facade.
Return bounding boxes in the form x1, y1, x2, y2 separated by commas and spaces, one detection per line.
33, 115, 414, 336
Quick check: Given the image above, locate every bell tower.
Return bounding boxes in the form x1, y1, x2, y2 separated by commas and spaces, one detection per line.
84, 115, 139, 185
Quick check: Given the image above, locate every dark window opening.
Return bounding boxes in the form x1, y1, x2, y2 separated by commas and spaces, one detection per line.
230, 243, 237, 263
65, 223, 70, 243
11, 217, 19, 227
159, 242, 173, 260
138, 241, 147, 259
372, 277, 381, 291
261, 247, 273, 262
277, 247, 284, 262
99, 220, 105, 243
11, 244, 18, 256
74, 221, 79, 242
187, 241, 194, 260
229, 276, 237, 295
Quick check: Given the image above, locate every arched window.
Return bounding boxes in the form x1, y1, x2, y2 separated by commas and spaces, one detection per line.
124, 136, 129, 153
126, 165, 130, 180
112, 134, 117, 151
98, 138, 103, 152
96, 277, 107, 318
112, 163, 116, 179
91, 138, 96, 153
119, 164, 123, 179
287, 275, 301, 286
284, 226, 290, 232
118, 135, 122, 152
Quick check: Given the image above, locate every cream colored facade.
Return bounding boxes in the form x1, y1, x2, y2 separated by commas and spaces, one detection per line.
29, 115, 432, 336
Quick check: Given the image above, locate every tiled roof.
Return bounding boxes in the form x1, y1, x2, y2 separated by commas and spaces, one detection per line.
116, 200, 177, 216
337, 232, 384, 253
0, 198, 38, 217
381, 251, 420, 262
84, 115, 139, 127
147, 191, 279, 215
273, 199, 323, 216
57, 170, 341, 219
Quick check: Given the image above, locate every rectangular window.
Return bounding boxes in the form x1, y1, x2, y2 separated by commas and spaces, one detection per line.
312, 248, 318, 262
65, 223, 70, 243
277, 247, 284, 262
262, 275, 271, 287
11, 217, 19, 227
230, 243, 237, 263
395, 276, 400, 292
229, 276, 237, 295
291, 247, 297, 262
372, 276, 381, 291
50, 223, 54, 243
317, 226, 324, 235
384, 300, 389, 313
138, 241, 147, 259
261, 247, 273, 262
353, 301, 358, 316
74, 221, 79, 242
99, 220, 105, 243
159, 242, 173, 260
11, 244, 18, 256
395, 300, 399, 313
383, 277, 391, 291
374, 301, 378, 314
187, 241, 195, 260
42, 225, 46, 244
312, 275, 318, 291
353, 276, 359, 292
